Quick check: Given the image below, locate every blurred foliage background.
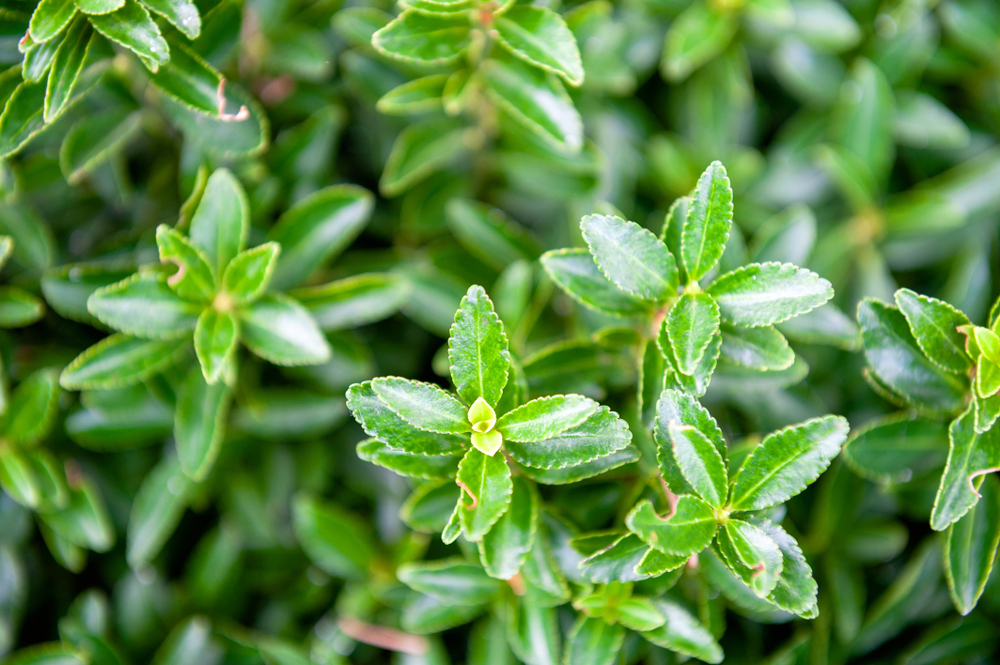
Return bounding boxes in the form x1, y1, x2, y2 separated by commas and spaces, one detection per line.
1, 0, 1000, 662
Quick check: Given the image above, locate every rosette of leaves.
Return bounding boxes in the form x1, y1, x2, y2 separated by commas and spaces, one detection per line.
6, 0, 268, 163
58, 168, 331, 482
623, 389, 849, 620
569, 581, 723, 665
363, 0, 584, 196
851, 288, 1000, 614
348, 284, 634, 552
542, 161, 835, 419
0, 368, 115, 573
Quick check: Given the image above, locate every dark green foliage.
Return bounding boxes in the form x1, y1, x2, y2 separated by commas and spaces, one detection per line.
1, 0, 1000, 664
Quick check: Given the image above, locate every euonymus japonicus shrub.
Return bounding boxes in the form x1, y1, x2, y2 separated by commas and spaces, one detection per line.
4, 0, 1000, 663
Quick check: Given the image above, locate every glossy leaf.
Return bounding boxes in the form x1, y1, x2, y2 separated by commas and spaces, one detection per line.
494, 6, 583, 86
580, 214, 676, 301
456, 448, 513, 542
681, 160, 733, 282
729, 415, 849, 512
221, 242, 279, 304
504, 406, 631, 470
372, 11, 469, 64
88, 274, 202, 340
371, 377, 469, 434
716, 518, 783, 598
708, 262, 834, 327
239, 294, 331, 366
448, 285, 510, 407
268, 185, 373, 290
945, 474, 1000, 615
496, 394, 598, 442
175, 365, 230, 480
540, 249, 653, 317
666, 292, 720, 375
625, 497, 717, 557
895, 288, 972, 374
480, 476, 537, 579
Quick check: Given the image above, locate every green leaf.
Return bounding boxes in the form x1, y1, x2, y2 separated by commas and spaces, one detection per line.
580, 214, 677, 301
0, 202, 55, 271
666, 292, 720, 375
777, 302, 860, 350
60, 334, 187, 390
377, 75, 447, 115
708, 262, 834, 327
194, 306, 237, 383
146, 39, 221, 114
140, 0, 200, 39
402, 480, 462, 532
504, 406, 631, 470
456, 447, 513, 542
189, 169, 249, 274
580, 532, 685, 583
371, 377, 469, 434
2, 369, 60, 446
372, 11, 470, 64
222, 242, 279, 304
894, 90, 970, 150
175, 364, 230, 480
401, 592, 484, 634
493, 6, 583, 87
680, 161, 734, 282
667, 421, 728, 508
858, 299, 968, 415
239, 294, 331, 366
357, 439, 461, 478
267, 184, 374, 290
75, 0, 125, 14
830, 58, 894, 182
380, 118, 467, 197
482, 51, 583, 153
448, 285, 510, 407
654, 388, 727, 495
479, 476, 538, 579
729, 415, 849, 512
1, 644, 83, 665
88, 273, 202, 340
156, 224, 215, 302
508, 598, 560, 665
39, 480, 115, 552
661, 2, 736, 82
159, 79, 268, 159
0, 80, 49, 158
292, 494, 374, 579
0, 449, 67, 511
617, 598, 667, 632
519, 446, 639, 485
931, 405, 1000, 531
60, 108, 144, 184
445, 199, 541, 272
716, 518, 783, 598
894, 288, 972, 374
719, 323, 795, 370
843, 415, 948, 485
496, 394, 598, 442
563, 616, 625, 665
944, 474, 1000, 615
640, 599, 723, 664
89, 0, 169, 70
44, 16, 92, 122
126, 456, 192, 568
540, 248, 654, 318
347, 381, 468, 456
754, 518, 818, 618
625, 496, 717, 557
399, 558, 500, 605
0, 287, 45, 328
65, 385, 172, 451
29, 0, 77, 42
292, 273, 408, 331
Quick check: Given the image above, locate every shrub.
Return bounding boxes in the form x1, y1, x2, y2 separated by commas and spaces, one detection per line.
1, 0, 999, 663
